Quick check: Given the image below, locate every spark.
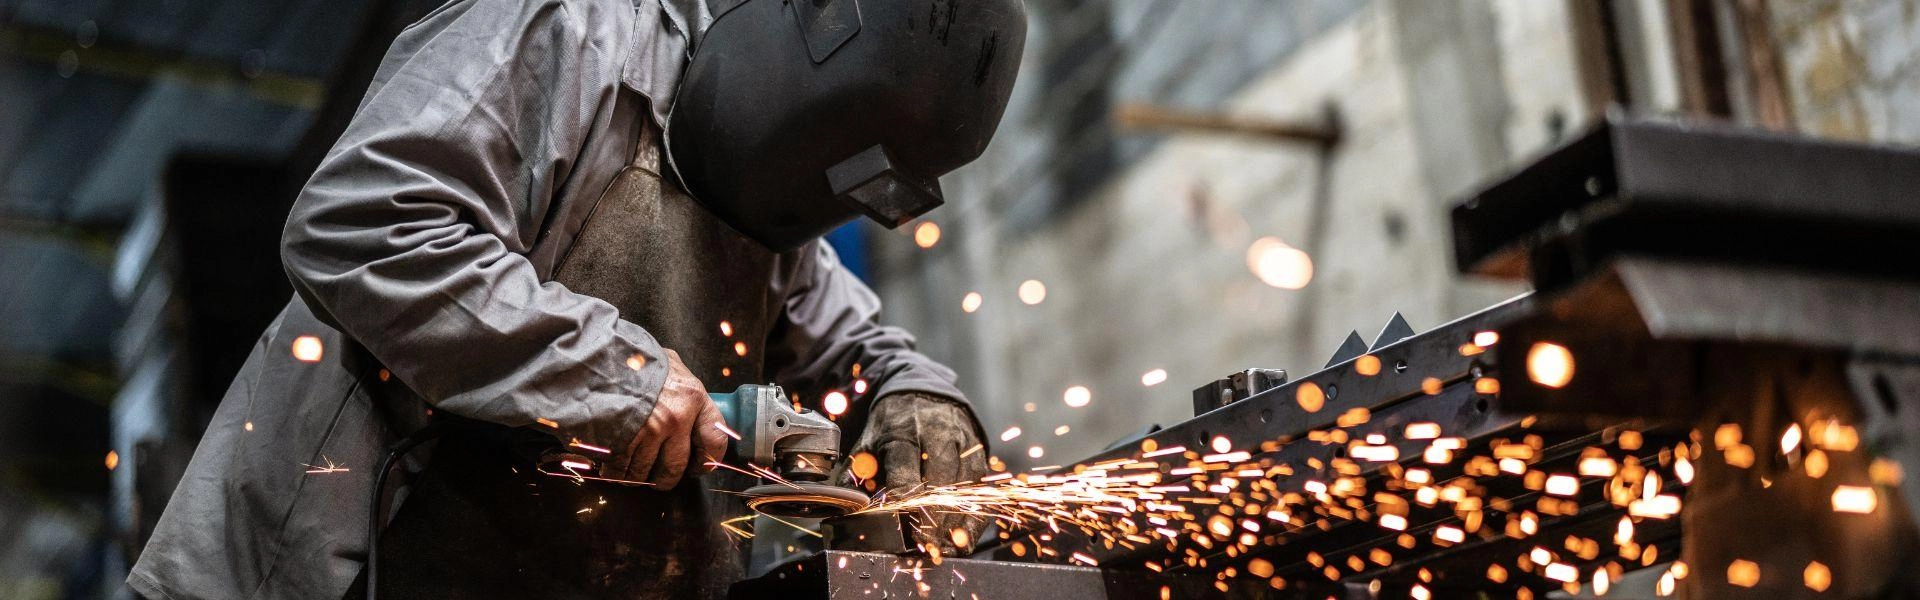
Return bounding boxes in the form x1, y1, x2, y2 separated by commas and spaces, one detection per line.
1804, 561, 1831, 592
714, 422, 742, 441
1832, 485, 1877, 514
1544, 562, 1577, 582
536, 417, 559, 429
291, 335, 324, 362
1526, 342, 1574, 388
849, 452, 880, 481
1028, 446, 1045, 459
719, 321, 734, 337
1054, 425, 1070, 436
1140, 369, 1167, 387
1296, 382, 1324, 412
1142, 446, 1185, 458
1000, 427, 1022, 442
1781, 423, 1803, 454
733, 342, 748, 357
1473, 331, 1499, 347
823, 391, 850, 416
1544, 474, 1578, 496
569, 439, 611, 454
1246, 236, 1312, 289
961, 292, 983, 313
1018, 280, 1047, 305
626, 354, 646, 370
914, 222, 942, 248
1063, 386, 1092, 408
1727, 559, 1760, 588
1405, 422, 1441, 439
303, 455, 350, 474
105, 450, 118, 471
961, 444, 983, 458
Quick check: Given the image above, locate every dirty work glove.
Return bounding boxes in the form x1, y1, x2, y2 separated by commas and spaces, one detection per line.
838, 392, 991, 556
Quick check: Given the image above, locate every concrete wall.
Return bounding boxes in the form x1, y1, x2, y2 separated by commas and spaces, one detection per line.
865, 0, 1920, 471
1770, 0, 1920, 141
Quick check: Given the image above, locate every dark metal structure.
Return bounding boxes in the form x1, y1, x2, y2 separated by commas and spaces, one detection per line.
733, 117, 1920, 598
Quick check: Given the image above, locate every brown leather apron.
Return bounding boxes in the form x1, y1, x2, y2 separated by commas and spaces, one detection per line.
371, 121, 795, 599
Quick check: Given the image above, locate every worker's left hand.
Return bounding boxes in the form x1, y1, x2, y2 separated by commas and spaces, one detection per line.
838, 392, 990, 557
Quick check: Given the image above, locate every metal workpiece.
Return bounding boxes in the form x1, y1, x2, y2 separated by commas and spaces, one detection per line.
728, 550, 1284, 599
1192, 368, 1288, 416
1059, 294, 1533, 477
974, 296, 1542, 573
1451, 116, 1920, 285
824, 513, 912, 554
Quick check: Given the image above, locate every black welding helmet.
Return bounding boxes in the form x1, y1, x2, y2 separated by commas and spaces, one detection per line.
665, 0, 1027, 251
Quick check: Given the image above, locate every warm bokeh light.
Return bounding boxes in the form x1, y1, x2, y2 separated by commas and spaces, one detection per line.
1544, 474, 1578, 496
1246, 236, 1313, 290
1727, 559, 1760, 588
1140, 368, 1167, 387
1018, 279, 1047, 305
718, 320, 733, 337
1296, 381, 1325, 412
1054, 425, 1070, 436
1804, 561, 1831, 592
105, 450, 118, 471
961, 292, 983, 313
913, 221, 942, 248
822, 391, 849, 416
1354, 354, 1381, 376
999, 426, 1022, 442
1027, 445, 1044, 459
1526, 342, 1575, 388
291, 335, 324, 363
1063, 385, 1092, 408
1832, 485, 1878, 514
849, 451, 879, 480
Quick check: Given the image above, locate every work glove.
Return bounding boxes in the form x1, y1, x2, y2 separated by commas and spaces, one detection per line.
838, 392, 991, 556
615, 349, 728, 489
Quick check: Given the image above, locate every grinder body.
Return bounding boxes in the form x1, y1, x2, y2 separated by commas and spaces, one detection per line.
707, 384, 841, 481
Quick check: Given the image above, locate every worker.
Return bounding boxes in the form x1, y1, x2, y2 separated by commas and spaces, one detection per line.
127, 0, 1025, 598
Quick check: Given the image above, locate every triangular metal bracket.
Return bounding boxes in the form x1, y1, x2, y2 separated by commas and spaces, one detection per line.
1371, 312, 1415, 350
1326, 331, 1369, 368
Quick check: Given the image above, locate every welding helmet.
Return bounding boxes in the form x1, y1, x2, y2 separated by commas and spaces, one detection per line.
665, 0, 1027, 251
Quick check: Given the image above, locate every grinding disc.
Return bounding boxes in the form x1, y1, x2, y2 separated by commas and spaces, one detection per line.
743, 482, 871, 518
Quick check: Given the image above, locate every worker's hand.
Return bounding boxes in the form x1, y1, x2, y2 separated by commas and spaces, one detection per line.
619, 349, 727, 489
837, 392, 990, 556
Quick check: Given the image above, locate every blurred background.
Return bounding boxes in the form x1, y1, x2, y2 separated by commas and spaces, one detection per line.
2, 0, 1916, 597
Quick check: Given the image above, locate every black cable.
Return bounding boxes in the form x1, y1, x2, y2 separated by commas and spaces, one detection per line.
365, 421, 450, 600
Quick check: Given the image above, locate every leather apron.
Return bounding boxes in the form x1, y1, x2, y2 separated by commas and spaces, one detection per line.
370, 120, 794, 599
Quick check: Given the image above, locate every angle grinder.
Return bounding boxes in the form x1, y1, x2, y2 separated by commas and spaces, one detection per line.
537, 384, 870, 518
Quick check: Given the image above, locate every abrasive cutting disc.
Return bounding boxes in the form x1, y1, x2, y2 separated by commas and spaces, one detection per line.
743, 483, 871, 518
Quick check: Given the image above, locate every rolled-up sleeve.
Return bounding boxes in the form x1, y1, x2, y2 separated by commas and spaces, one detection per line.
280, 0, 663, 463
767, 243, 974, 426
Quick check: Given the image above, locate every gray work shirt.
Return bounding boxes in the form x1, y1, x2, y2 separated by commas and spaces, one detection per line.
127, 0, 965, 598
